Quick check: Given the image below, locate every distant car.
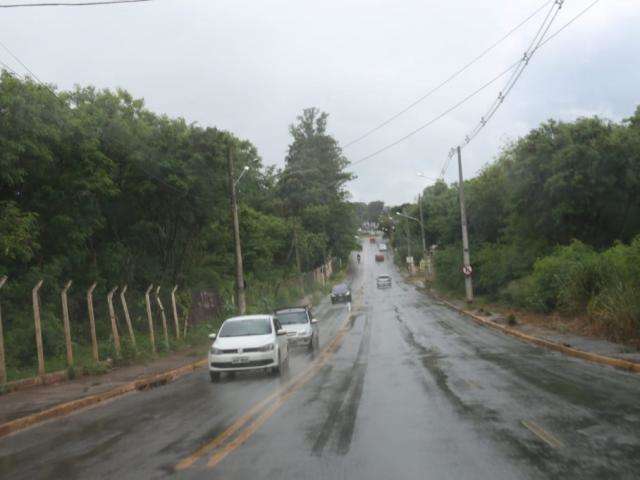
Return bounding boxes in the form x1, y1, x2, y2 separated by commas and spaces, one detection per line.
379, 243, 387, 251
274, 306, 319, 351
375, 253, 384, 262
208, 315, 289, 382
376, 274, 392, 288
330, 283, 352, 304
369, 236, 376, 244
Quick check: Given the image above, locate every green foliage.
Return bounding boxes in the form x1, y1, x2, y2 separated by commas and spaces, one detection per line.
389, 107, 640, 341
0, 74, 358, 379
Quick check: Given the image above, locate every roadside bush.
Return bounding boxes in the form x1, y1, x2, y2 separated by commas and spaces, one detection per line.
433, 244, 464, 293
587, 237, 640, 340
473, 242, 539, 298
500, 240, 602, 313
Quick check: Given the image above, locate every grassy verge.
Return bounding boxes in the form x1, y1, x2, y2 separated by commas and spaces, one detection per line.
3, 267, 344, 385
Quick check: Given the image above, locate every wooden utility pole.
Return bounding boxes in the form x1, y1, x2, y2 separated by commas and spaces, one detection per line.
87, 282, 99, 362
61, 280, 74, 367
32, 279, 45, 376
227, 144, 246, 314
457, 146, 474, 303
0, 276, 7, 385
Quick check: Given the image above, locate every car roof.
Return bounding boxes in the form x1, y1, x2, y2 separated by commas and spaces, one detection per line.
224, 314, 273, 323
377, 274, 391, 278
274, 307, 308, 313
332, 283, 349, 292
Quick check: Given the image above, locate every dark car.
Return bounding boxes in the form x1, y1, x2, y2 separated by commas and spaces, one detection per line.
330, 283, 352, 304
274, 306, 319, 350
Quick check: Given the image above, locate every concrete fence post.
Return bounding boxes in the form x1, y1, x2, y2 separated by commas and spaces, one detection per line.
183, 313, 188, 339
156, 286, 170, 350
107, 287, 121, 358
171, 285, 180, 340
61, 280, 74, 367
0, 276, 7, 385
145, 285, 156, 354
32, 279, 45, 377
119, 285, 136, 348
87, 282, 99, 363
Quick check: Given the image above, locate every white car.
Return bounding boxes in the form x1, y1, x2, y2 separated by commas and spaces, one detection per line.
379, 243, 388, 251
274, 306, 319, 351
376, 274, 392, 288
208, 315, 289, 382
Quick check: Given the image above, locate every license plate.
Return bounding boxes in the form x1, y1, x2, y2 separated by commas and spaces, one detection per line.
232, 356, 249, 364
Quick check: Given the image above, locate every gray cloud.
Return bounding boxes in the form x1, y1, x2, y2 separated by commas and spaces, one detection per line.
1, 0, 637, 204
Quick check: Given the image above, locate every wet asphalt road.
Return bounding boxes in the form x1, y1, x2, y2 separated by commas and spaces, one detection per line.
1, 240, 640, 479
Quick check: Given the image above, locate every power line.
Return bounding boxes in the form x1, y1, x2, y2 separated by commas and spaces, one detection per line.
349, 0, 601, 172
0, 40, 44, 83
342, 0, 553, 149
350, 61, 520, 167
440, 0, 600, 177
0, 0, 153, 7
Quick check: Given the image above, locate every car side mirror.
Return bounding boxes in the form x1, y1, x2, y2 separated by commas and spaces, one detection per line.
208, 333, 217, 340
276, 329, 286, 336
311, 318, 318, 324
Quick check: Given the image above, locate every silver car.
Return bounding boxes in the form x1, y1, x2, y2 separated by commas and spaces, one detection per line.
376, 274, 392, 288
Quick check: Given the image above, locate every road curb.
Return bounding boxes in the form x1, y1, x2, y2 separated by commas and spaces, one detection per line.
431, 294, 640, 374
0, 358, 207, 439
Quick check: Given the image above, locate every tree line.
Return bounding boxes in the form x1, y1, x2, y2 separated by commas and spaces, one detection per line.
0, 72, 358, 375
391, 107, 640, 342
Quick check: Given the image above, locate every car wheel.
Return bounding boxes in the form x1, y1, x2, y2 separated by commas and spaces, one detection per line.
272, 353, 282, 376
209, 372, 220, 383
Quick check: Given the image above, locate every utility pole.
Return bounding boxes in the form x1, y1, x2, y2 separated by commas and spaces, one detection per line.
404, 212, 413, 274
227, 144, 246, 314
457, 146, 474, 303
417, 194, 428, 281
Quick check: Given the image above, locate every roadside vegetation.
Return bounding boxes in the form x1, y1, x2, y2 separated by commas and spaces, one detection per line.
391, 108, 640, 344
0, 72, 358, 381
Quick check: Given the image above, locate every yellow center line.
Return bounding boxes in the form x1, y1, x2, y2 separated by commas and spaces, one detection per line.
207, 331, 347, 468
175, 307, 356, 471
521, 420, 564, 449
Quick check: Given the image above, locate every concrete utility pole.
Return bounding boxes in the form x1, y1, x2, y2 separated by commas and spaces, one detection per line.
417, 194, 428, 282
404, 212, 413, 273
227, 144, 246, 315
457, 146, 474, 303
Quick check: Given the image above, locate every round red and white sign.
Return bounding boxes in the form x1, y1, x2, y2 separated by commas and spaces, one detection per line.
462, 265, 473, 276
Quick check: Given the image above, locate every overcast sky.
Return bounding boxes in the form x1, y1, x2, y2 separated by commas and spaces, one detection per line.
1, 0, 638, 204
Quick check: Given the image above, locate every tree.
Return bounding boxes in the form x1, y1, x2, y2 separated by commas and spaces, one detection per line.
278, 108, 358, 268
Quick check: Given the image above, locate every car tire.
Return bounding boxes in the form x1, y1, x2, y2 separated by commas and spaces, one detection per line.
209, 372, 220, 383
272, 353, 282, 376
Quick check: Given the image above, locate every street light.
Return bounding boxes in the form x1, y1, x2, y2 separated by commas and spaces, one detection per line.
395, 211, 419, 223
395, 211, 416, 273
234, 165, 250, 188
227, 148, 251, 315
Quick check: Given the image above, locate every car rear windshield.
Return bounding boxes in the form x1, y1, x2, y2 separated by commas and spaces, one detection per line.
219, 319, 272, 337
275, 311, 308, 325
332, 284, 348, 294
